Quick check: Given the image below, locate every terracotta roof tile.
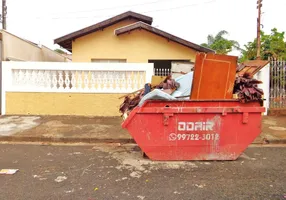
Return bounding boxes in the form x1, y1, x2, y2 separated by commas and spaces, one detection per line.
54, 11, 153, 51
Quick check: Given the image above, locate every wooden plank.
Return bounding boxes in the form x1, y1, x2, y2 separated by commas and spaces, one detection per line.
151, 75, 167, 86
238, 60, 270, 76
190, 53, 237, 100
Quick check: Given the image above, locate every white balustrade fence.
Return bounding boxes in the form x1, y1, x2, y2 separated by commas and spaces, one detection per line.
1, 62, 154, 114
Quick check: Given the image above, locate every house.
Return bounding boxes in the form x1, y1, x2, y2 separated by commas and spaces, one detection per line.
1, 12, 214, 117
0, 29, 71, 62
54, 11, 214, 74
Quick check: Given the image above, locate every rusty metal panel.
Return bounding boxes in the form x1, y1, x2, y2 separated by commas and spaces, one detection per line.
190, 53, 237, 100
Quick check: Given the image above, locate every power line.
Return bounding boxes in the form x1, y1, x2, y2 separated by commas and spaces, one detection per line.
35, 0, 216, 20
144, 0, 216, 14
50, 0, 171, 15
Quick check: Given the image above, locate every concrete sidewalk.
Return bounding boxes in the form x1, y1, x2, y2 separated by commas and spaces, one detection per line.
0, 116, 132, 144
0, 115, 285, 144
257, 116, 286, 144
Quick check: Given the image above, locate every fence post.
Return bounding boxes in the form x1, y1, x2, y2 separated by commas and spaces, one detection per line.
1, 63, 9, 115
0, 61, 2, 115
145, 64, 154, 83
261, 63, 270, 115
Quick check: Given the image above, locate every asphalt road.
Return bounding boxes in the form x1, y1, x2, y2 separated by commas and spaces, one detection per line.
0, 144, 285, 200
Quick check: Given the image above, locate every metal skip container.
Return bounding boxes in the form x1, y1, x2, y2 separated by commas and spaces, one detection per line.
122, 100, 265, 161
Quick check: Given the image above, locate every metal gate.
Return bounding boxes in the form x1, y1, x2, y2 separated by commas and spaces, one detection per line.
154, 68, 171, 76
270, 60, 286, 108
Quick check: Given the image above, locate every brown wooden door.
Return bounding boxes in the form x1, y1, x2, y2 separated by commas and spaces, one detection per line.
190, 53, 237, 100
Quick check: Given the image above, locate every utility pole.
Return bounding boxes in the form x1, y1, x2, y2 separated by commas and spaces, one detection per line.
2, 0, 7, 29
256, 0, 262, 60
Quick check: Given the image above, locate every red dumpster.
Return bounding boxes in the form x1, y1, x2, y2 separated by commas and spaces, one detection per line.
122, 100, 265, 161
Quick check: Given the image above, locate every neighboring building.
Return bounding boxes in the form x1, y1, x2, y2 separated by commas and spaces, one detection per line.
54, 11, 213, 72
0, 29, 71, 62
0, 30, 71, 114
61, 53, 72, 61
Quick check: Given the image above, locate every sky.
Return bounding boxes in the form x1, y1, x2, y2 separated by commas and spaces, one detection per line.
4, 0, 286, 56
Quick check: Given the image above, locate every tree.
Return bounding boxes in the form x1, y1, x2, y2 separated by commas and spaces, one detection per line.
201, 30, 240, 54
240, 28, 286, 62
54, 48, 66, 54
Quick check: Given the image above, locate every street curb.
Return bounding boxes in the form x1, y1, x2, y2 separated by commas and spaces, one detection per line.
0, 136, 135, 144
266, 139, 286, 144
0, 136, 285, 145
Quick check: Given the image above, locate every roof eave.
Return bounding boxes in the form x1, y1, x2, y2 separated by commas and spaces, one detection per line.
115, 22, 215, 53
54, 11, 153, 47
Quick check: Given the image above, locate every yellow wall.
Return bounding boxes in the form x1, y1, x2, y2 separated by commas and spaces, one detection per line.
72, 19, 197, 63
6, 92, 124, 116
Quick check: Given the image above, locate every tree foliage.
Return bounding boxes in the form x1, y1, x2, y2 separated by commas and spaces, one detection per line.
201, 30, 240, 54
54, 48, 66, 54
240, 28, 286, 62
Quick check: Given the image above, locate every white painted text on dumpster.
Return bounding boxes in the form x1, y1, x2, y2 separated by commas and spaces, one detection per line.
177, 121, 214, 131
168, 121, 219, 141
168, 133, 219, 141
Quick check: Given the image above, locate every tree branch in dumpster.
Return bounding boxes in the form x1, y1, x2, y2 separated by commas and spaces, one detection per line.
233, 72, 264, 105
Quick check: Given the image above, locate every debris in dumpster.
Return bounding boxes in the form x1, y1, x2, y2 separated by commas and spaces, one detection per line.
155, 75, 180, 91
171, 71, 193, 99
237, 60, 270, 76
119, 90, 145, 117
138, 71, 194, 106
120, 53, 265, 121
138, 89, 176, 107
143, 83, 151, 95
151, 75, 167, 86
233, 72, 264, 104
171, 71, 188, 75
118, 88, 144, 100
119, 75, 180, 117
190, 53, 237, 100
